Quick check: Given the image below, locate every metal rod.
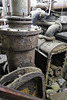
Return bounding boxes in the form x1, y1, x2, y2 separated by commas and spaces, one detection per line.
2, 0, 6, 17
28, 0, 31, 15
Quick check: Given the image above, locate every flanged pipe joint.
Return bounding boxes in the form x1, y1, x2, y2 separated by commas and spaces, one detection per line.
45, 22, 62, 40
0, 0, 42, 72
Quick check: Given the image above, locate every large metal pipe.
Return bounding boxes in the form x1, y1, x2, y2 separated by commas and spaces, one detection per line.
52, 0, 67, 10
10, 0, 29, 16
36, 0, 67, 10
36, 3, 48, 10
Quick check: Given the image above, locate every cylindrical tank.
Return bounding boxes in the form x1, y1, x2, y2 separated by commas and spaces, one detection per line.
0, 0, 42, 72
10, 0, 28, 16
52, 0, 67, 10
36, 0, 67, 10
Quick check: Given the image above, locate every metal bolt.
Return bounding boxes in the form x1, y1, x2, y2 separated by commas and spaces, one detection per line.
18, 74, 22, 77
39, 26, 41, 29
23, 12, 25, 17
18, 29, 20, 31
30, 14, 32, 17
28, 29, 30, 31
35, 28, 38, 30
7, 29, 10, 31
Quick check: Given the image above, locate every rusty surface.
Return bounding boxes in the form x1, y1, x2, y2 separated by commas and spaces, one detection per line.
50, 91, 67, 100
37, 35, 67, 82
0, 0, 42, 72
0, 26, 41, 71
7, 50, 35, 71
38, 35, 67, 56
0, 0, 43, 99
0, 26, 41, 36
0, 16, 42, 72
0, 67, 45, 99
1, 32, 39, 51
0, 84, 42, 100
0, 67, 41, 84
35, 35, 67, 99
6, 16, 32, 28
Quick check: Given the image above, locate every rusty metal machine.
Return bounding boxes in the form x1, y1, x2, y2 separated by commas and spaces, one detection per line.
0, 0, 45, 100
31, 0, 67, 100
35, 37, 67, 99
0, 0, 67, 100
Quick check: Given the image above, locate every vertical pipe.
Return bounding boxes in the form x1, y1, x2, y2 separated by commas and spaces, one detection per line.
10, 0, 28, 16
0, 0, 42, 72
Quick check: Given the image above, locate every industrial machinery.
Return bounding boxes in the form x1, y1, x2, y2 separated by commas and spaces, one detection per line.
32, 0, 67, 99
0, 0, 45, 100
0, 0, 67, 100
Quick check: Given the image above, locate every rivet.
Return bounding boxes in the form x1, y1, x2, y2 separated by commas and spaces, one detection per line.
18, 29, 20, 31
28, 29, 30, 31
7, 29, 10, 31
35, 28, 37, 30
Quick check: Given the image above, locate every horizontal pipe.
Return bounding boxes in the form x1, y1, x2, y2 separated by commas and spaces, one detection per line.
52, 0, 67, 10
36, 0, 67, 10
36, 3, 48, 10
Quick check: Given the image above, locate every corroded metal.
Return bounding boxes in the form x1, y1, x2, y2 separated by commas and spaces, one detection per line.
0, 24, 41, 71
0, 1, 44, 99
6, 16, 32, 28
0, 84, 42, 100
0, 67, 45, 99
50, 64, 63, 77
0, 54, 8, 77
38, 35, 67, 55
35, 35, 67, 99
0, 0, 42, 72
50, 91, 67, 100
37, 35, 67, 83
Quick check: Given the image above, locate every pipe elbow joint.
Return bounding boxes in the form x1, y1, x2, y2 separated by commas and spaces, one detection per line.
45, 22, 62, 38
31, 8, 46, 25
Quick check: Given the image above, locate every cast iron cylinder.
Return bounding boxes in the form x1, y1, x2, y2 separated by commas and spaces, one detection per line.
0, 0, 42, 72
10, 0, 28, 16
0, 23, 41, 71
